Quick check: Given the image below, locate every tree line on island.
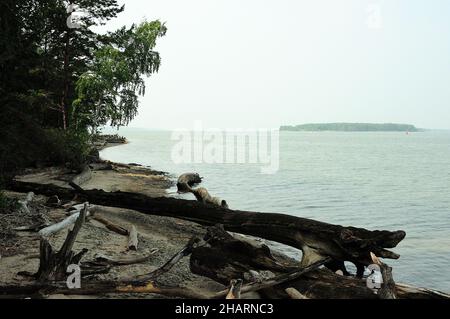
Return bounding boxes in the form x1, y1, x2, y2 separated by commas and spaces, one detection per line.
280, 123, 421, 132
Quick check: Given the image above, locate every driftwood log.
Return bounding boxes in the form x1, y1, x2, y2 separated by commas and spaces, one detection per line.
8, 180, 405, 274
176, 173, 202, 193
190, 226, 449, 299
35, 203, 89, 281
127, 225, 138, 251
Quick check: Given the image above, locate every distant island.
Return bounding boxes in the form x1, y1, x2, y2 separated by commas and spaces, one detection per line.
280, 123, 420, 132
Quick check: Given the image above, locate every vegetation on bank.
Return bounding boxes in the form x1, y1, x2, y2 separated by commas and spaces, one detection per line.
0, 0, 166, 182
280, 123, 420, 132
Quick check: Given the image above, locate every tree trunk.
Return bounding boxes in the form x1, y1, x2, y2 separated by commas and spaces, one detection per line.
8, 180, 406, 271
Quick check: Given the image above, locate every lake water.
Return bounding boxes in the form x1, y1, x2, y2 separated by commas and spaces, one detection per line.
101, 128, 450, 293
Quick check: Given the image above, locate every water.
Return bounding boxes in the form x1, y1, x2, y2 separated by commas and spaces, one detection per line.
101, 128, 450, 293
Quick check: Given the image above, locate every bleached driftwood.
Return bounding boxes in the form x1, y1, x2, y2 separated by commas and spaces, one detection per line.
127, 225, 138, 251
176, 173, 202, 193
191, 187, 229, 208
285, 287, 308, 299
35, 204, 88, 281
9, 180, 406, 272
39, 202, 91, 237
18, 192, 34, 214
370, 252, 397, 299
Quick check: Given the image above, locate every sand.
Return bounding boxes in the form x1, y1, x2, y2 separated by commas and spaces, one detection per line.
0, 161, 225, 298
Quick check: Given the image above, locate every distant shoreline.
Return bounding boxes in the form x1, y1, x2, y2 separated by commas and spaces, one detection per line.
280, 123, 421, 132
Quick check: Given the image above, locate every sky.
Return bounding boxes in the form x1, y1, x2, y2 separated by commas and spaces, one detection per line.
94, 0, 450, 130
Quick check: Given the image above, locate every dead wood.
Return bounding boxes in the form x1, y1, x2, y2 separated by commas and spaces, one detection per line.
7, 180, 406, 271
127, 225, 138, 251
91, 215, 129, 236
35, 203, 88, 282
177, 172, 202, 193
226, 279, 243, 299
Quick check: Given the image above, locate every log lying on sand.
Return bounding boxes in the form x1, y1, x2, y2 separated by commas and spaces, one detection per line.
35, 204, 89, 281
91, 215, 129, 236
8, 180, 406, 272
191, 226, 450, 299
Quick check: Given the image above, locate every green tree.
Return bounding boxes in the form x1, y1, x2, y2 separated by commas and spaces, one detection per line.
73, 21, 167, 130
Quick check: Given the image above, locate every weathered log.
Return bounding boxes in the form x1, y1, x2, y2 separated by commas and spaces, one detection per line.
91, 215, 129, 236
369, 252, 397, 299
80, 250, 159, 276
35, 203, 88, 281
191, 227, 450, 299
7, 180, 406, 271
210, 259, 330, 299
191, 187, 229, 208
39, 205, 91, 237
18, 192, 34, 214
190, 225, 298, 284
176, 172, 202, 193
0, 280, 208, 299
127, 225, 138, 251
285, 287, 308, 299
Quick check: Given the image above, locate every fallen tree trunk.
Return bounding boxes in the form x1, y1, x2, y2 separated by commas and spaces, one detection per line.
190, 226, 449, 299
8, 180, 406, 271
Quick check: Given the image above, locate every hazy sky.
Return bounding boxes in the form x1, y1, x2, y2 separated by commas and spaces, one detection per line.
95, 0, 450, 130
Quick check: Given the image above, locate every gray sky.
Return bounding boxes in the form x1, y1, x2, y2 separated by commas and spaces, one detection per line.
95, 0, 450, 130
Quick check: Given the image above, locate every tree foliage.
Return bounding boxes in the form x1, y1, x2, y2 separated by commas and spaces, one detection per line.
0, 0, 166, 179
73, 21, 167, 129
